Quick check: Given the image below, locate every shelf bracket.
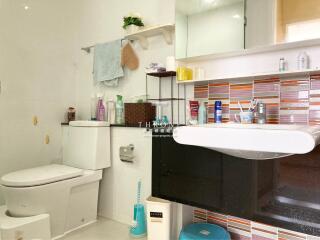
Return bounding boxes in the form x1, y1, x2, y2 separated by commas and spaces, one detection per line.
160, 29, 173, 45
135, 36, 149, 50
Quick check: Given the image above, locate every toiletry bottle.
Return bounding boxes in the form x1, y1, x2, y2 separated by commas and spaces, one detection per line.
214, 101, 222, 123
256, 102, 266, 124
91, 95, 97, 120
279, 58, 286, 72
115, 95, 124, 125
107, 99, 116, 124
67, 107, 76, 123
96, 97, 101, 120
198, 101, 207, 124
189, 100, 199, 125
96, 98, 105, 121
298, 52, 309, 70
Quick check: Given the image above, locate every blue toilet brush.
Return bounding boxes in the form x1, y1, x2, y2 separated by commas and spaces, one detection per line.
130, 180, 147, 238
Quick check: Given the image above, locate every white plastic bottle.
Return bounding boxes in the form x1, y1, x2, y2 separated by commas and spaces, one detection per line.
297, 52, 309, 70
198, 101, 207, 124
115, 95, 124, 125
107, 99, 116, 124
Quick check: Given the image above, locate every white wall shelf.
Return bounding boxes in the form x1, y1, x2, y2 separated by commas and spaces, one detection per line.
177, 38, 320, 63
177, 69, 320, 84
124, 24, 175, 50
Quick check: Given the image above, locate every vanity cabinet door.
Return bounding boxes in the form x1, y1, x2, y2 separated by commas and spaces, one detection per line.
221, 154, 256, 218
152, 132, 222, 210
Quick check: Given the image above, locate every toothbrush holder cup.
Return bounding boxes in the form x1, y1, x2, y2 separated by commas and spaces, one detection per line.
235, 111, 254, 124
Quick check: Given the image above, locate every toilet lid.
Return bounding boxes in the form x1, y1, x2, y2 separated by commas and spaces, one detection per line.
1, 164, 84, 187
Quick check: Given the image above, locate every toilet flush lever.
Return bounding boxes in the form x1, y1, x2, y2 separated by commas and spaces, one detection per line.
120, 144, 135, 163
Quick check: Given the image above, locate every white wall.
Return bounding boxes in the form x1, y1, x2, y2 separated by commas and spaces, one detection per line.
98, 127, 152, 224
176, 11, 188, 59
0, 0, 78, 203
71, 0, 176, 120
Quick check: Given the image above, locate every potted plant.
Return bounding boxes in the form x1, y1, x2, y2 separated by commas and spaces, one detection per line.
123, 13, 144, 34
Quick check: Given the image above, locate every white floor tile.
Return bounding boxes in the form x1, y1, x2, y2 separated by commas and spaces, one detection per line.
60, 218, 147, 240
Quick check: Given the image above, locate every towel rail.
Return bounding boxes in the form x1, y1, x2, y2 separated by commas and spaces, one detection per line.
81, 38, 129, 54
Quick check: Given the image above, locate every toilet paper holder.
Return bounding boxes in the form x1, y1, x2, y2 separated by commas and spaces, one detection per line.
120, 144, 135, 163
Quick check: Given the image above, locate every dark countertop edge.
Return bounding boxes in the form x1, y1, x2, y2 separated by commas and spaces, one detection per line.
61, 122, 148, 128
61, 122, 185, 129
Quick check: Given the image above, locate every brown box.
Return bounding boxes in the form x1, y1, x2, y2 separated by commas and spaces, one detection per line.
125, 103, 156, 127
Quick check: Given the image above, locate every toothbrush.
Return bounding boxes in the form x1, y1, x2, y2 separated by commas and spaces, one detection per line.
249, 99, 257, 112
238, 101, 244, 112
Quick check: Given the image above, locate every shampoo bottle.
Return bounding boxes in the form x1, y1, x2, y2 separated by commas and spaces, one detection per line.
115, 95, 124, 125
198, 101, 207, 124
214, 101, 222, 123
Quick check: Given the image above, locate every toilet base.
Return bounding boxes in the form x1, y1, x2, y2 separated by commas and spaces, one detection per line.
0, 205, 51, 240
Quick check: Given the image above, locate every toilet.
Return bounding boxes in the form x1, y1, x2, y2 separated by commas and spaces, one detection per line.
0, 121, 111, 239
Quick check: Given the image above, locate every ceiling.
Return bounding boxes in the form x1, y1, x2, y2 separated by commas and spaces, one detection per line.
176, 0, 244, 16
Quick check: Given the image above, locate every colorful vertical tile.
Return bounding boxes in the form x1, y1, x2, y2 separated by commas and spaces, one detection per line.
193, 208, 207, 223
230, 81, 253, 122
227, 216, 252, 240
309, 75, 320, 125
280, 78, 310, 124
254, 78, 280, 124
307, 235, 320, 240
207, 211, 228, 228
251, 222, 278, 240
208, 82, 230, 122
191, 209, 320, 240
194, 83, 209, 99
278, 228, 307, 240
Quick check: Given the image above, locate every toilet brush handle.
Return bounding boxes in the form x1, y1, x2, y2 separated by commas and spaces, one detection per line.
137, 180, 141, 204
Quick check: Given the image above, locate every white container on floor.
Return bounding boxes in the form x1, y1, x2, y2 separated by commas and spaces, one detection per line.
146, 196, 171, 240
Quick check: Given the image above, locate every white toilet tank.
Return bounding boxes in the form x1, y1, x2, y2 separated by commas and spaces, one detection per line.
63, 121, 111, 170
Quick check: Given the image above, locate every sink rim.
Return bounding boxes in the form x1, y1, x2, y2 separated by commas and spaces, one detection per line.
173, 123, 320, 160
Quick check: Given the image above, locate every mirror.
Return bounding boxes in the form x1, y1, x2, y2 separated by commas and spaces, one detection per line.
176, 0, 320, 59
176, 0, 245, 59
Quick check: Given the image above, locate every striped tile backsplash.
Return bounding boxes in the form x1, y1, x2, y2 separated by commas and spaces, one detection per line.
194, 75, 320, 125
193, 208, 319, 240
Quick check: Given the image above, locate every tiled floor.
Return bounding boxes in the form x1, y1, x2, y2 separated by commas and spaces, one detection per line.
61, 218, 147, 240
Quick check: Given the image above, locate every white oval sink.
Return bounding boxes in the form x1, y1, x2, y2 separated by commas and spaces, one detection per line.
173, 124, 320, 160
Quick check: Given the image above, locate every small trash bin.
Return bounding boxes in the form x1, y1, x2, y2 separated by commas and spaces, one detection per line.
146, 196, 171, 240
179, 223, 230, 240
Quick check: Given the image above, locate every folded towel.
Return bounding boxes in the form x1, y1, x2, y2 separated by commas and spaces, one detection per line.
93, 40, 124, 87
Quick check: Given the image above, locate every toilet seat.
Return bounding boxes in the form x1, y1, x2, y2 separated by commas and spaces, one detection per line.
0, 164, 83, 187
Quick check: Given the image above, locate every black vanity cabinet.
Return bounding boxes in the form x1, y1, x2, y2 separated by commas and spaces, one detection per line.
152, 131, 320, 236
152, 131, 257, 218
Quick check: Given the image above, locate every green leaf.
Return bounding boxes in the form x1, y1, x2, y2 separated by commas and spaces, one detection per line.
123, 16, 144, 29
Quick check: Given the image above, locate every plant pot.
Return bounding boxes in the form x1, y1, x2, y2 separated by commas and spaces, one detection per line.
125, 25, 141, 34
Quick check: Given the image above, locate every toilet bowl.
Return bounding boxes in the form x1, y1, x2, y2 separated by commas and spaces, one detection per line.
0, 121, 111, 239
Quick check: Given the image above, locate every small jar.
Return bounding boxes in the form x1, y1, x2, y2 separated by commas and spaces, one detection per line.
67, 107, 76, 123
